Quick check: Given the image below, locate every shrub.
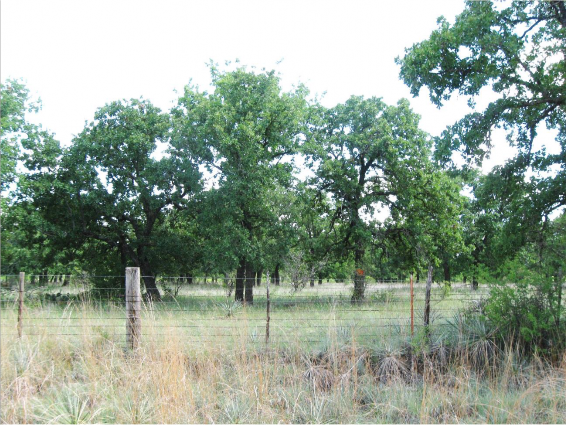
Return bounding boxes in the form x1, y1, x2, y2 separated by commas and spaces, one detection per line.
483, 277, 565, 355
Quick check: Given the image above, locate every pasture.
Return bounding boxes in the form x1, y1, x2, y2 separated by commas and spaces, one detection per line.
1, 277, 565, 423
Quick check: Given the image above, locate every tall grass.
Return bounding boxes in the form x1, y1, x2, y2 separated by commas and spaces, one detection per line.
1, 285, 564, 423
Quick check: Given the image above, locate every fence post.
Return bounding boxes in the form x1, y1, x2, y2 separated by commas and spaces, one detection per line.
423, 265, 433, 335
410, 273, 414, 337
18, 272, 25, 338
126, 267, 141, 350
556, 266, 563, 329
265, 271, 270, 347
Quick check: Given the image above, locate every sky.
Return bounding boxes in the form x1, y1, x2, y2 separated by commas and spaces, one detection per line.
1, 0, 521, 171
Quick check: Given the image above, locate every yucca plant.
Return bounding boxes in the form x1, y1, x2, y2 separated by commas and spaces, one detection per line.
375, 344, 409, 383
446, 311, 498, 371
33, 386, 104, 424
217, 300, 243, 317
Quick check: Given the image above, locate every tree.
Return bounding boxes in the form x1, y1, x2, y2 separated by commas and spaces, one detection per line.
307, 96, 460, 301
22, 99, 202, 299
398, 0, 566, 229
383, 167, 466, 281
173, 65, 309, 303
1, 79, 41, 192
291, 183, 333, 286
1, 79, 74, 278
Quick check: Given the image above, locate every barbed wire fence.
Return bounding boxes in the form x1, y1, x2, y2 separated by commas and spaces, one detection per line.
1, 269, 491, 350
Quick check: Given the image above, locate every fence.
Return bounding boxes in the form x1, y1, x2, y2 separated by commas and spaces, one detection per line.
1, 270, 490, 351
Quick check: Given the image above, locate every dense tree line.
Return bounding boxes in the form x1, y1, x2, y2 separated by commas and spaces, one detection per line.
2, 2, 565, 317
1, 70, 467, 302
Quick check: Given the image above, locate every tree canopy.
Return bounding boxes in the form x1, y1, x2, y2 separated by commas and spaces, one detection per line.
172, 66, 309, 303
398, 1, 566, 218
2, 35, 564, 304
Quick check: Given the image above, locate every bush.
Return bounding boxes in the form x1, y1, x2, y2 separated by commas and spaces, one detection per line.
483, 277, 565, 355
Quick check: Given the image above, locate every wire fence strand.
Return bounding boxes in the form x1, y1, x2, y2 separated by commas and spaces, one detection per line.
1, 273, 495, 345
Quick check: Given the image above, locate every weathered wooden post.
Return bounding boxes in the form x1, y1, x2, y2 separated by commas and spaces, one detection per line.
18, 272, 25, 338
265, 271, 271, 346
126, 267, 141, 350
556, 267, 563, 329
410, 273, 414, 337
423, 265, 433, 335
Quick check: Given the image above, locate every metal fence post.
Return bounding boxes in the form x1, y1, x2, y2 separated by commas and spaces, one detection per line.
126, 267, 141, 350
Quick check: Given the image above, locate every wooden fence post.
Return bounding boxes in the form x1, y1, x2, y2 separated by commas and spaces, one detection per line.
423, 265, 433, 335
18, 272, 25, 338
556, 266, 563, 329
265, 271, 270, 346
410, 273, 414, 337
126, 267, 141, 350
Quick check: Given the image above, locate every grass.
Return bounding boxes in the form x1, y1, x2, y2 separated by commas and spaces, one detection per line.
2, 281, 564, 423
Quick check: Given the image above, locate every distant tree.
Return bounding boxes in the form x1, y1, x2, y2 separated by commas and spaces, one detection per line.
1, 79, 73, 278
173, 65, 309, 303
22, 99, 202, 299
307, 96, 462, 301
291, 183, 333, 286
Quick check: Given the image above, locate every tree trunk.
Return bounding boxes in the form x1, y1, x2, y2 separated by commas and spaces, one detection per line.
443, 261, 451, 283
318, 273, 322, 285
274, 264, 280, 286
472, 242, 482, 290
140, 261, 161, 301
245, 265, 254, 305
352, 272, 365, 303
310, 277, 315, 287
62, 275, 70, 287
235, 259, 246, 302
472, 274, 479, 291
351, 248, 365, 303
256, 269, 263, 287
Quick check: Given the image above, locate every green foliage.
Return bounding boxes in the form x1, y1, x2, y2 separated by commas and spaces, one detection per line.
398, 0, 566, 239
0, 79, 41, 192
0, 80, 69, 276
482, 214, 566, 353
306, 96, 466, 290
18, 98, 203, 296
173, 64, 309, 297
484, 278, 563, 352
368, 290, 395, 304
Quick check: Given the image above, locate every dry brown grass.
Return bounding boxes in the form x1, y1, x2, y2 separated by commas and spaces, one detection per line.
1, 287, 564, 423
2, 326, 566, 423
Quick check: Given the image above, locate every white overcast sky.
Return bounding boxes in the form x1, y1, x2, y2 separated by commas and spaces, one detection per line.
0, 0, 534, 172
